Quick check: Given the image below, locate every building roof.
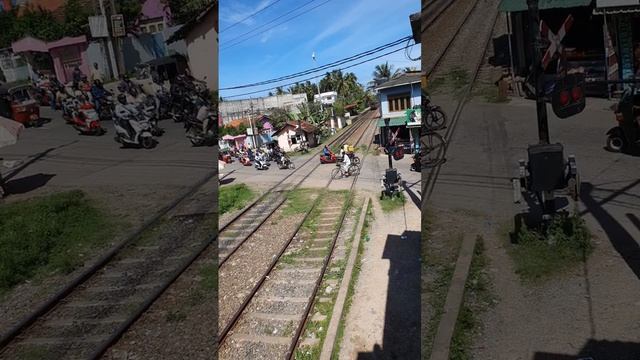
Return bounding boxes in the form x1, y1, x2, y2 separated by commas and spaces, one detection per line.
375, 71, 421, 91
167, 1, 217, 43
377, 117, 407, 128
498, 0, 591, 12
273, 120, 318, 136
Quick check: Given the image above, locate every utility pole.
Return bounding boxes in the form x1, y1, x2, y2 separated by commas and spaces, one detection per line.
312, 51, 322, 111
98, 0, 119, 79
527, 0, 550, 145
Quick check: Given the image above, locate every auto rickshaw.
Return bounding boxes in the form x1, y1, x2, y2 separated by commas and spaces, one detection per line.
0, 83, 41, 127
608, 86, 640, 154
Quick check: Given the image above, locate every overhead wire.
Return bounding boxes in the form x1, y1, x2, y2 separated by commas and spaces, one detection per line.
220, 36, 412, 90
220, 0, 334, 51
222, 42, 419, 99
220, 0, 285, 33
404, 37, 421, 61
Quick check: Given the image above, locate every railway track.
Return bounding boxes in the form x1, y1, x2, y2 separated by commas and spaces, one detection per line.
422, 0, 501, 201
218, 111, 374, 267
0, 171, 217, 359
217, 111, 378, 359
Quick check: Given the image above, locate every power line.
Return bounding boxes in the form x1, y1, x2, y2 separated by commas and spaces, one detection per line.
220, 0, 334, 51
223, 43, 418, 99
220, 0, 284, 33
404, 38, 421, 61
221, 36, 412, 90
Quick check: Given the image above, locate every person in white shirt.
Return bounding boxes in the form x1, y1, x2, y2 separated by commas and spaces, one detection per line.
340, 149, 351, 176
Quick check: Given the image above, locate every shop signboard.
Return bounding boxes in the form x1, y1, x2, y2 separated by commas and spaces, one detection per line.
111, 14, 125, 37
596, 0, 639, 7
88, 15, 108, 38
617, 15, 634, 84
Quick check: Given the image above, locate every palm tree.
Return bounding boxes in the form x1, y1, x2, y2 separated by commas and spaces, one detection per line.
275, 87, 286, 95
372, 62, 401, 87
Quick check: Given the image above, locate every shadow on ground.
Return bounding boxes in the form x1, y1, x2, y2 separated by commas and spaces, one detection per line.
4, 173, 56, 195
357, 230, 420, 359
580, 181, 640, 281
533, 339, 640, 360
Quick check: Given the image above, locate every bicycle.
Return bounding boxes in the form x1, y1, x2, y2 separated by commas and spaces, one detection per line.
420, 132, 447, 168
422, 91, 447, 132
331, 162, 360, 179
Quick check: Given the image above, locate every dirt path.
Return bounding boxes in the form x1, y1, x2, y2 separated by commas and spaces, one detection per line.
338, 190, 421, 359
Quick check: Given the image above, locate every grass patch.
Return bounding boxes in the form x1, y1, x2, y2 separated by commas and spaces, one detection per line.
379, 193, 406, 213
284, 189, 317, 216
219, 183, 255, 215
0, 191, 118, 295
421, 209, 463, 359
475, 84, 511, 103
450, 236, 495, 360
509, 212, 592, 283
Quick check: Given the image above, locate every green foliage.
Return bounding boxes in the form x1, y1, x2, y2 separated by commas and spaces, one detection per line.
296, 101, 330, 129
117, 0, 143, 28
267, 107, 293, 130
219, 123, 247, 137
379, 192, 405, 212
510, 213, 592, 282
219, 184, 254, 215
288, 80, 317, 102
0, 10, 20, 49
163, 0, 214, 25
63, 0, 92, 37
371, 61, 402, 87
14, 6, 65, 42
0, 191, 116, 294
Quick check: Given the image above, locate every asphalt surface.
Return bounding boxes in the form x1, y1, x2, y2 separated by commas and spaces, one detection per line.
1, 107, 214, 194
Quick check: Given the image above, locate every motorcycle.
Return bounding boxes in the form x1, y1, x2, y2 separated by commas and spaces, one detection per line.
254, 155, 270, 170
138, 96, 165, 137
113, 104, 156, 149
276, 154, 295, 169
410, 152, 421, 172
607, 87, 640, 154
320, 151, 337, 164
70, 102, 106, 135
240, 154, 252, 166
185, 95, 216, 147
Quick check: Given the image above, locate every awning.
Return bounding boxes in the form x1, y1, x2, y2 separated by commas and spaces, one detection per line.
377, 117, 407, 127
498, 0, 592, 12
593, 4, 640, 14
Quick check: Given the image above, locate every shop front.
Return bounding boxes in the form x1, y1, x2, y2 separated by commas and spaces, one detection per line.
593, 0, 640, 92
500, 0, 609, 96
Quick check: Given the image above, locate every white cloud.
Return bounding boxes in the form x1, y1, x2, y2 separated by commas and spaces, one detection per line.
220, 0, 274, 28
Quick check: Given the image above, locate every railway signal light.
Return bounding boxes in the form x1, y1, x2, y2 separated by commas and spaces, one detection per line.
551, 73, 586, 119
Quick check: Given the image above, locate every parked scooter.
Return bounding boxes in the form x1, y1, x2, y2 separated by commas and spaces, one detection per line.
139, 96, 165, 137
113, 94, 156, 149
70, 101, 106, 135
607, 87, 640, 154
185, 95, 216, 146
254, 152, 270, 170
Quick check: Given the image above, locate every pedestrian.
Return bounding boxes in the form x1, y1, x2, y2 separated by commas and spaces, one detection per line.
72, 65, 83, 85
90, 63, 104, 83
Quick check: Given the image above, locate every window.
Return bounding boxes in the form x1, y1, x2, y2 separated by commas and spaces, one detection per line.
158, 23, 164, 31
141, 26, 148, 33
149, 25, 157, 33
387, 93, 411, 112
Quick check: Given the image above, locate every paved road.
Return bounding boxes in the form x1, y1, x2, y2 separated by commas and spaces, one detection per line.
1, 107, 214, 194
428, 94, 640, 358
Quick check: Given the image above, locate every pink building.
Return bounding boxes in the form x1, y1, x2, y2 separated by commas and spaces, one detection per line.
12, 36, 89, 84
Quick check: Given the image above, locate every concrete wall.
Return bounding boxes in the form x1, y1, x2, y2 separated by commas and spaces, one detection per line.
184, 9, 217, 91
86, 41, 111, 80
378, 83, 421, 118
220, 93, 308, 122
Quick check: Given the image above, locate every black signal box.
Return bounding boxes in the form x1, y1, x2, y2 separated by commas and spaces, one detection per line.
551, 73, 586, 119
527, 143, 566, 191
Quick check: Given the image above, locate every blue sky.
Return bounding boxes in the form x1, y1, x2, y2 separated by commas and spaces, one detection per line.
219, 0, 421, 99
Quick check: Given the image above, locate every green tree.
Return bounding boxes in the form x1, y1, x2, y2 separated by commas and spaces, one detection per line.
372, 61, 401, 87
275, 86, 286, 95
63, 0, 92, 37
267, 108, 292, 130
163, 0, 214, 26
117, 0, 143, 28
15, 6, 64, 41
296, 101, 330, 129
0, 10, 20, 49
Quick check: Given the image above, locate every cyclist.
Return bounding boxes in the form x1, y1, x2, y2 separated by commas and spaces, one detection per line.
340, 148, 351, 176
